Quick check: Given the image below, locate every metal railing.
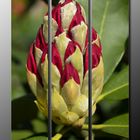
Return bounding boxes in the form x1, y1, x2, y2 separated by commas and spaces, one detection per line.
88, 0, 93, 139
48, 0, 52, 139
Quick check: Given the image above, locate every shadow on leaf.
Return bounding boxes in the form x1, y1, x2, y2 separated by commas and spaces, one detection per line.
12, 95, 38, 130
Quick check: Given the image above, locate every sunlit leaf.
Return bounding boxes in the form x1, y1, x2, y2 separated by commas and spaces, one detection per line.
83, 114, 129, 138
101, 113, 129, 138
77, 0, 129, 83
97, 66, 129, 102
12, 130, 33, 140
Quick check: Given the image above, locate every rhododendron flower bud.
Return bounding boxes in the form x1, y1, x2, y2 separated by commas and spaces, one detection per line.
26, 0, 104, 126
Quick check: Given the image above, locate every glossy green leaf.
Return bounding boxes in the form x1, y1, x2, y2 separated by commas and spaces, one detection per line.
83, 114, 129, 138
25, 136, 48, 140
77, 0, 129, 83
12, 130, 33, 140
97, 66, 129, 102
102, 114, 129, 138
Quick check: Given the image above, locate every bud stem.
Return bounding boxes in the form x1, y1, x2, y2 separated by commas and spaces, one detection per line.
52, 126, 72, 140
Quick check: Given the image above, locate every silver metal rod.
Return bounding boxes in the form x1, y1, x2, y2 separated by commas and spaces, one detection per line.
48, 0, 52, 139
88, 0, 93, 139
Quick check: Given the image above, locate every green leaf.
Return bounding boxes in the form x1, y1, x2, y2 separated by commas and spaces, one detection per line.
82, 114, 129, 138
101, 114, 129, 138
31, 119, 47, 133
25, 136, 48, 140
12, 130, 33, 140
97, 66, 129, 102
76, 0, 129, 83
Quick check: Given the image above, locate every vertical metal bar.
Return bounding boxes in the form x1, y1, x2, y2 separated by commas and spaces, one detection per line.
48, 0, 52, 139
88, 0, 93, 139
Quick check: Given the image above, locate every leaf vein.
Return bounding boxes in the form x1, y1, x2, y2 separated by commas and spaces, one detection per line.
97, 83, 129, 103
82, 124, 129, 130
99, 0, 110, 39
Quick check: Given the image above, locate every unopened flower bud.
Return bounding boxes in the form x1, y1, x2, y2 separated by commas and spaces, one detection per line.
27, 0, 104, 126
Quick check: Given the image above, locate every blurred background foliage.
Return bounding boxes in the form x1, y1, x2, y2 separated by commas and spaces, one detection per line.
12, 0, 129, 139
